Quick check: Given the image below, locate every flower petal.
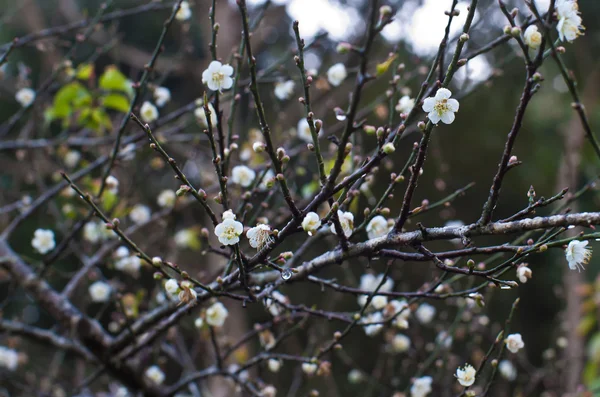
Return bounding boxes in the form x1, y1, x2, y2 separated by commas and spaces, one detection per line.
221, 64, 234, 76
435, 87, 452, 100
221, 77, 233, 90
447, 98, 460, 112
208, 61, 222, 72
422, 97, 435, 112
428, 111, 441, 124
441, 111, 455, 124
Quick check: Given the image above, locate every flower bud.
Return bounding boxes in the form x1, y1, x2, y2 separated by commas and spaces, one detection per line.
382, 142, 395, 154
152, 257, 162, 267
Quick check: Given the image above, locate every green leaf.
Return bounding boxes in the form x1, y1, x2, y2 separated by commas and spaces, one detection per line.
376, 54, 397, 77
76, 63, 94, 80
99, 66, 129, 94
51, 82, 92, 119
101, 93, 130, 113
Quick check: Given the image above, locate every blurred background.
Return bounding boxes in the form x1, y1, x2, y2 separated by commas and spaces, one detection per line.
1, 0, 600, 396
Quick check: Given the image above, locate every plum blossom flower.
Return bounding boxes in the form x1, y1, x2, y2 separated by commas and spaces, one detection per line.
422, 88, 459, 125
327, 63, 347, 86
274, 80, 295, 100
297, 118, 315, 142
415, 303, 436, 324
505, 333, 525, 353
202, 61, 234, 92
164, 279, 180, 298
157, 189, 176, 208
194, 101, 218, 127
231, 165, 256, 187
206, 302, 229, 327
145, 366, 165, 385
396, 95, 415, 114
105, 175, 119, 194
264, 291, 289, 317
363, 312, 384, 336
89, 281, 111, 302
214, 210, 243, 246
178, 280, 197, 304
330, 210, 354, 238
140, 101, 158, 123
385, 299, 411, 329
371, 295, 388, 310
175, 1, 192, 21
64, 150, 81, 168
259, 169, 275, 191
411, 376, 432, 397
268, 359, 282, 373
115, 255, 141, 276
0, 346, 19, 371
15, 87, 35, 107
302, 362, 317, 375
31, 229, 55, 254
565, 240, 591, 271
302, 212, 321, 235
524, 25, 542, 49
556, 0, 584, 43
247, 224, 272, 249
129, 204, 151, 225
517, 265, 532, 283
153, 86, 171, 107
391, 333, 411, 353
499, 360, 517, 381
366, 215, 392, 239
456, 364, 476, 387
174, 228, 196, 248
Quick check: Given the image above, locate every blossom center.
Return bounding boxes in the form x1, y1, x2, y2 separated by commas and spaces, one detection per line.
211, 72, 225, 85
434, 99, 450, 115
222, 225, 238, 239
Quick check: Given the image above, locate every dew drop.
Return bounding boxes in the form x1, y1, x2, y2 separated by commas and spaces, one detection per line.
281, 269, 292, 280
334, 107, 347, 121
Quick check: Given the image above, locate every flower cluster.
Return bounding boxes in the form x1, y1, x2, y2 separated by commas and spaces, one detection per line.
556, 0, 584, 43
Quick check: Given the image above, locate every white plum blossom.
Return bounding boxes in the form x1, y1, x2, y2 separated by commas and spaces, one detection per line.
157, 189, 176, 208
178, 280, 197, 304
360, 273, 394, 292
31, 229, 55, 254
391, 333, 411, 353
174, 228, 195, 248
231, 165, 256, 187
297, 118, 315, 142
505, 333, 525, 353
89, 281, 111, 302
396, 95, 415, 114
0, 346, 19, 371
302, 362, 317, 375
385, 300, 410, 329
268, 358, 282, 373
330, 210, 354, 238
115, 255, 141, 276
371, 295, 388, 310
261, 385, 277, 397
194, 102, 218, 127
348, 369, 364, 384
164, 278, 179, 297
206, 301, 228, 327
327, 63, 347, 86
84, 222, 102, 243
498, 360, 517, 381
129, 204, 151, 225
64, 150, 81, 168
302, 212, 321, 235
422, 88, 459, 125
153, 86, 171, 107
194, 317, 204, 328
517, 265, 532, 284
415, 303, 436, 324
247, 224, 272, 250
202, 61, 234, 92
565, 240, 591, 272
556, 0, 584, 43
140, 101, 158, 123
274, 80, 295, 100
524, 25, 542, 49
456, 364, 476, 387
264, 291, 288, 317
363, 312, 384, 336
15, 87, 35, 107
105, 175, 119, 194
366, 215, 391, 239
145, 365, 165, 385
411, 376, 433, 397
259, 169, 275, 191
175, 1, 192, 21
114, 246, 129, 259
214, 210, 243, 246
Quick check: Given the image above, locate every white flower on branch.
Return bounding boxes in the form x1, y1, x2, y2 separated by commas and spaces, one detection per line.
516, 264, 532, 283
297, 118, 316, 142
268, 359, 282, 373
0, 346, 19, 371
64, 150, 81, 168
178, 280, 197, 304
371, 295, 388, 310
422, 88, 459, 125
410, 376, 432, 397
157, 189, 176, 208
231, 165, 256, 187
261, 385, 277, 397
129, 204, 151, 225
84, 221, 107, 244
330, 210, 354, 238
174, 228, 196, 248
164, 279, 179, 297
415, 303, 436, 324
247, 224, 273, 249
264, 291, 288, 317
88, 281, 111, 302
499, 360, 517, 381
202, 61, 234, 92
194, 101, 218, 127
302, 212, 321, 235
385, 299, 411, 329
565, 240, 591, 272
327, 63, 347, 87
214, 210, 243, 246
15, 87, 35, 107
105, 175, 119, 194
115, 255, 141, 276
363, 312, 384, 336
31, 228, 55, 254
274, 80, 295, 100
395, 95, 415, 114
556, 0, 584, 43
153, 86, 171, 107
259, 169, 275, 191
302, 362, 318, 376
523, 25, 542, 49
455, 363, 476, 387
505, 333, 525, 353
348, 369, 364, 384
206, 301, 228, 327
175, 1, 191, 21
366, 215, 392, 239
145, 365, 165, 385
391, 333, 411, 353
140, 101, 158, 123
